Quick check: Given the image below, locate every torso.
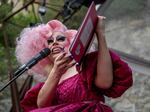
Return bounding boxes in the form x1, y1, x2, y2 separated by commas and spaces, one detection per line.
58, 65, 78, 84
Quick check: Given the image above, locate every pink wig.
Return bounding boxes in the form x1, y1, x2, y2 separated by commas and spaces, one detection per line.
15, 20, 77, 77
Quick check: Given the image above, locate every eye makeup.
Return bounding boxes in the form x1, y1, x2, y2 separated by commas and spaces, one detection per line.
47, 35, 66, 45
56, 35, 66, 41
47, 39, 54, 44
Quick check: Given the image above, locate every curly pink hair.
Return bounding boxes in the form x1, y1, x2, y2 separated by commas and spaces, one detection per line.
15, 20, 77, 77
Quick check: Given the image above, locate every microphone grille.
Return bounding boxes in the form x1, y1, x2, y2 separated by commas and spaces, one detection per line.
41, 48, 51, 57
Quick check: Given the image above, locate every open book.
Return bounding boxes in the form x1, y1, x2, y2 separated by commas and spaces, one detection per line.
69, 2, 98, 64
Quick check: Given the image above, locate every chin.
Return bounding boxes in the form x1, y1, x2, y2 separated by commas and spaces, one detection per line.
52, 52, 62, 59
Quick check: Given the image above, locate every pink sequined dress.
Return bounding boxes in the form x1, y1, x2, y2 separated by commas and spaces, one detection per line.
21, 51, 133, 112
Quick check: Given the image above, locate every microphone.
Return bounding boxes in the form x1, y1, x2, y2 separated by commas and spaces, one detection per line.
0, 48, 50, 92
14, 48, 51, 75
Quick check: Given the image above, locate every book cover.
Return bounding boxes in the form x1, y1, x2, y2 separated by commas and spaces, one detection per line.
69, 2, 98, 64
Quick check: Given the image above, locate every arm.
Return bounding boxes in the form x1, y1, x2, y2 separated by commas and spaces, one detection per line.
100, 51, 133, 98
94, 16, 113, 89
37, 52, 75, 108
37, 69, 60, 108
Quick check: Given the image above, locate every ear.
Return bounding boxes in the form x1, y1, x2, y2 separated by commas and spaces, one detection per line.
64, 30, 77, 43
47, 20, 67, 32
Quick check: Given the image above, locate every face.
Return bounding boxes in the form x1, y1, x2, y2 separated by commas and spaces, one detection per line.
47, 31, 70, 60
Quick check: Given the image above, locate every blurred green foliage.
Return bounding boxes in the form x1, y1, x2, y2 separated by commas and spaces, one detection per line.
0, 1, 87, 111
0, 1, 13, 19
0, 0, 87, 89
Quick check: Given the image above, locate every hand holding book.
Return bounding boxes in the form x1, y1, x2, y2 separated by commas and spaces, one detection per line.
95, 16, 106, 41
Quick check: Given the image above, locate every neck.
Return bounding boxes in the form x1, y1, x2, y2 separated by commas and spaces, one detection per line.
66, 65, 77, 75
59, 65, 78, 84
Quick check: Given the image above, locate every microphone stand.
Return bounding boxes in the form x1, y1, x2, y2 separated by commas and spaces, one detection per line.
0, 67, 29, 92
0, 48, 50, 92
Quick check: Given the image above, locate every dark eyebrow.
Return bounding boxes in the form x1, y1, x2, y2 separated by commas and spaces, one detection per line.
56, 35, 66, 40
56, 35, 66, 38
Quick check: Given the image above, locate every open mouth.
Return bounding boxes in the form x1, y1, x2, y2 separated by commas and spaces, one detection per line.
51, 47, 64, 54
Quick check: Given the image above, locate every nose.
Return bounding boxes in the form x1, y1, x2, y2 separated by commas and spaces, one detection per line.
51, 40, 59, 46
